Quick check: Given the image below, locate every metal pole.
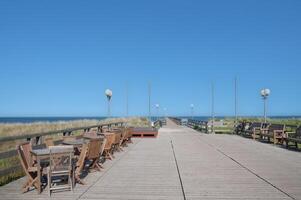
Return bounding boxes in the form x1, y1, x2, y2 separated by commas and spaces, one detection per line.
148, 82, 151, 121
126, 82, 128, 117
107, 98, 111, 117
235, 77, 238, 125
263, 97, 267, 123
211, 82, 215, 134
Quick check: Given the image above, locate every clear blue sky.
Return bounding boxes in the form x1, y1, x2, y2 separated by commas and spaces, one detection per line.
0, 0, 300, 117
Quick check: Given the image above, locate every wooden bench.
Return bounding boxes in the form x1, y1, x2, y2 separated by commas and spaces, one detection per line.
242, 122, 264, 138
132, 127, 158, 138
234, 121, 249, 135
259, 124, 286, 144
285, 126, 301, 149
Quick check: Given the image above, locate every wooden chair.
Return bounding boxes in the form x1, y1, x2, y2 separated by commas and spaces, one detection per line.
112, 131, 123, 152
86, 138, 103, 171
118, 129, 127, 150
286, 126, 301, 149
16, 142, 39, 193
126, 127, 133, 144
74, 143, 88, 185
260, 124, 286, 144
47, 146, 74, 196
45, 138, 54, 148
103, 133, 115, 160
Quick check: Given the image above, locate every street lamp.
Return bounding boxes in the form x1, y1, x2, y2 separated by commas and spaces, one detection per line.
155, 104, 160, 120
163, 107, 167, 118
260, 88, 270, 123
105, 89, 113, 117
190, 104, 194, 120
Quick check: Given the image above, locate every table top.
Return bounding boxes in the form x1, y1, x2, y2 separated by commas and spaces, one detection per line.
103, 132, 115, 135
31, 146, 74, 156
31, 149, 50, 156
62, 138, 86, 146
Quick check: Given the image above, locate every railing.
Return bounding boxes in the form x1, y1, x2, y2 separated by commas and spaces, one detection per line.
169, 117, 181, 125
0, 120, 125, 179
153, 118, 166, 128
187, 119, 208, 133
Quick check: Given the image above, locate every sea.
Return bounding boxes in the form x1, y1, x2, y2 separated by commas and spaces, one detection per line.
0, 117, 107, 124
0, 116, 299, 124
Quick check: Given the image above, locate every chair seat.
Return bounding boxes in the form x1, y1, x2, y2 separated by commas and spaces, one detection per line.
28, 166, 37, 172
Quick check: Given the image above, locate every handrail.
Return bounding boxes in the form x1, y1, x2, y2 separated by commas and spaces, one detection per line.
0, 121, 124, 143
153, 118, 166, 128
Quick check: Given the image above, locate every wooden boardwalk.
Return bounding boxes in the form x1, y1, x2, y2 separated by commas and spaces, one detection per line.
1, 119, 301, 199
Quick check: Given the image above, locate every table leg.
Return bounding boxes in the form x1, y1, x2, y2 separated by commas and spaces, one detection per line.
37, 157, 41, 194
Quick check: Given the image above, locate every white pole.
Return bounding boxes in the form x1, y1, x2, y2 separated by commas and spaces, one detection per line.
148, 82, 151, 121
211, 82, 215, 134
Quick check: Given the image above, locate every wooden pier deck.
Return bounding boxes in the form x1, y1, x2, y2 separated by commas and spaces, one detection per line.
1, 119, 301, 200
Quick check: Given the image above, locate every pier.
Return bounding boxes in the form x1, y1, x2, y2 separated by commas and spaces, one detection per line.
1, 119, 301, 200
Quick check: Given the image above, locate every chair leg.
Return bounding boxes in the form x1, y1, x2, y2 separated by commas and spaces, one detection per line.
75, 174, 86, 185
48, 172, 51, 196
22, 179, 29, 188
22, 178, 31, 193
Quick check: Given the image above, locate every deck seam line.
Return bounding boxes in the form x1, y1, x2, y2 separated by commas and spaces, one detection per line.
170, 140, 187, 200
189, 129, 296, 200
76, 139, 142, 200
215, 148, 296, 200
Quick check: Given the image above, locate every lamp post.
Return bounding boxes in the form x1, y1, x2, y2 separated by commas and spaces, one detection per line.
105, 89, 112, 118
260, 88, 270, 123
155, 104, 160, 121
163, 107, 167, 118
190, 104, 194, 120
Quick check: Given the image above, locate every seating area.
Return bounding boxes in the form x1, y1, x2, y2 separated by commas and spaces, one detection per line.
235, 121, 300, 149
15, 126, 134, 196
286, 126, 301, 149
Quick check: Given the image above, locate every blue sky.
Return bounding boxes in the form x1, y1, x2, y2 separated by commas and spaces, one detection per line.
0, 0, 300, 117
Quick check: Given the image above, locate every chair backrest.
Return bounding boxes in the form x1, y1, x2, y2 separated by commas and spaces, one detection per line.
250, 122, 262, 129
113, 131, 122, 145
20, 142, 33, 168
76, 143, 88, 174
104, 133, 115, 150
87, 138, 102, 159
126, 127, 133, 139
16, 142, 33, 172
269, 124, 285, 132
296, 126, 301, 138
49, 146, 73, 172
119, 128, 127, 144
45, 138, 54, 147
100, 138, 107, 156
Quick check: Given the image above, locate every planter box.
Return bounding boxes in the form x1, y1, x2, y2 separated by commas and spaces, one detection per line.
132, 127, 158, 138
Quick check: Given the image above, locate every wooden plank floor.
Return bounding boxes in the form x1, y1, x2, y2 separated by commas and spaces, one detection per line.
1, 119, 301, 200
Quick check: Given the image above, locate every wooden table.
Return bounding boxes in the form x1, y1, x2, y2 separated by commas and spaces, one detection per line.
84, 135, 105, 140
62, 138, 86, 147
31, 147, 74, 194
